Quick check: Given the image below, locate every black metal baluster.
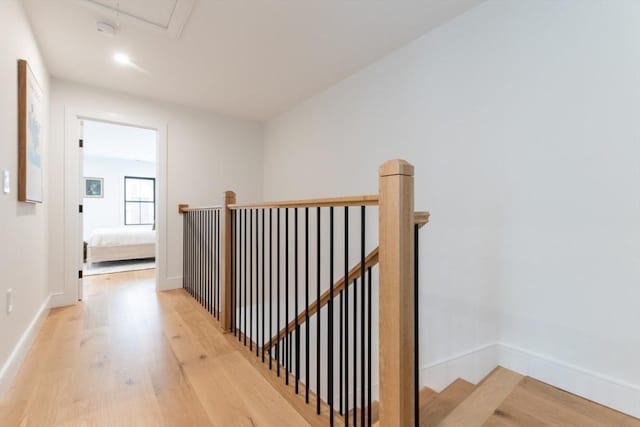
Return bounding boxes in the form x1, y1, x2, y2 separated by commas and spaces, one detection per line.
316, 206, 321, 415
203, 210, 206, 308
295, 208, 300, 394
269, 209, 273, 370
191, 212, 195, 299
199, 211, 202, 306
218, 210, 221, 319
244, 209, 248, 344
200, 210, 204, 307
206, 210, 209, 310
360, 206, 366, 427
198, 211, 204, 306
328, 206, 335, 426
367, 266, 372, 427
192, 212, 195, 297
353, 275, 358, 427
194, 211, 198, 301
209, 210, 212, 313
305, 207, 310, 403
183, 213, 186, 291
285, 208, 290, 385
251, 209, 260, 357
277, 208, 281, 377
233, 211, 237, 334
213, 211, 216, 316
262, 209, 266, 362
414, 224, 420, 427
344, 206, 350, 426
250, 209, 254, 352
340, 289, 343, 414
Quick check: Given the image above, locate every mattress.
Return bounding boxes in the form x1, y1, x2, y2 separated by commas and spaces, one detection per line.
87, 228, 156, 248
86, 228, 156, 263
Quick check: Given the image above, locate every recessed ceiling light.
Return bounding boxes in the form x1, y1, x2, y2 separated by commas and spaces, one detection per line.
113, 53, 130, 65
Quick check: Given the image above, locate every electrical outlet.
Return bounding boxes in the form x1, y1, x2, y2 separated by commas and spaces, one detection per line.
2, 170, 9, 194
6, 289, 13, 314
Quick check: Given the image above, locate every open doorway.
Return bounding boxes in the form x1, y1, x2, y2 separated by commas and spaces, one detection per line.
81, 120, 157, 278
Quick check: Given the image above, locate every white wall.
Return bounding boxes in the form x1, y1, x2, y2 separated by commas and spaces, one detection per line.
49, 80, 264, 302
83, 156, 156, 238
0, 0, 50, 396
264, 0, 640, 417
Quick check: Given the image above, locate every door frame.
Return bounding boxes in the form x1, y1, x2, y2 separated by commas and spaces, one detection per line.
56, 106, 168, 305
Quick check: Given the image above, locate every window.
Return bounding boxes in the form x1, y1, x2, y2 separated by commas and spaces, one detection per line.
124, 176, 155, 225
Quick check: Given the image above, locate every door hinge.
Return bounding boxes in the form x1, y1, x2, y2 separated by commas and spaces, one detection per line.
79, 139, 84, 148
78, 270, 83, 279
79, 204, 83, 213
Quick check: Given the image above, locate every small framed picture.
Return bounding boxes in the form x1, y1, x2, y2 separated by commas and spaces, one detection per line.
84, 177, 104, 198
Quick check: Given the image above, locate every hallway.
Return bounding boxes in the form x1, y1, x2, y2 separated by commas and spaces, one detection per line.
0, 270, 309, 426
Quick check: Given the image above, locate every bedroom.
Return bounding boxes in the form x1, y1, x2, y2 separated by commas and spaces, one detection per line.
82, 119, 157, 277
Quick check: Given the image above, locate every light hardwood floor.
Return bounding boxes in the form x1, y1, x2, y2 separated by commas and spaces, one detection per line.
0, 270, 310, 427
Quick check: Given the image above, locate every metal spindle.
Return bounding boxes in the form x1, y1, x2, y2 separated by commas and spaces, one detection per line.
316, 206, 322, 415
244, 209, 248, 344
231, 211, 235, 333
285, 208, 290, 384
353, 275, 358, 427
217, 210, 221, 319
360, 206, 366, 427
183, 214, 186, 292
277, 208, 281, 377
295, 208, 300, 394
262, 209, 266, 362
269, 209, 273, 370
328, 206, 335, 426
305, 207, 310, 403
250, 209, 254, 352
414, 224, 420, 427
344, 206, 350, 426
367, 266, 372, 427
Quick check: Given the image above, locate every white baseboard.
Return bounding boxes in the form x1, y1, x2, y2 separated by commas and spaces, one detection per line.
420, 342, 640, 418
0, 294, 52, 399
420, 343, 499, 391
159, 275, 183, 291
497, 342, 640, 419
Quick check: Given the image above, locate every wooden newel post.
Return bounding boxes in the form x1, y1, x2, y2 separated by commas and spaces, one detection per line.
220, 190, 236, 332
378, 159, 415, 427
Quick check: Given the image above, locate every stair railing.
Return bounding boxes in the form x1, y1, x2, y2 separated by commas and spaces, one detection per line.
179, 159, 426, 427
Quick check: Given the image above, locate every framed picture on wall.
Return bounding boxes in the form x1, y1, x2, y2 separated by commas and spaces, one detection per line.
18, 59, 44, 203
84, 177, 104, 198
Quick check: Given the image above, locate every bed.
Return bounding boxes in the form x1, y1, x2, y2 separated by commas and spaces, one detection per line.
86, 228, 156, 264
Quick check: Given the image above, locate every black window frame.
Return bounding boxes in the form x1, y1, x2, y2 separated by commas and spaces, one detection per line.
124, 176, 156, 226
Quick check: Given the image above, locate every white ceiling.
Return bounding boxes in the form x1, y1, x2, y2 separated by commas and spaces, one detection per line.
83, 120, 156, 162
23, 0, 483, 120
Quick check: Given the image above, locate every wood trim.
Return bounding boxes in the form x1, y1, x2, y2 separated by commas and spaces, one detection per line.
17, 60, 27, 202
263, 247, 380, 352
228, 194, 379, 210
415, 211, 430, 229
220, 191, 236, 331
378, 159, 415, 426
179, 205, 223, 213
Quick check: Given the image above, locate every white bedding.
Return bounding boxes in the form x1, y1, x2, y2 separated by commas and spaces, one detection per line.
87, 228, 156, 248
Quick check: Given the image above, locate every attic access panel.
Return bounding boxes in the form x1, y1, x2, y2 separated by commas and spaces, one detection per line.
82, 0, 194, 38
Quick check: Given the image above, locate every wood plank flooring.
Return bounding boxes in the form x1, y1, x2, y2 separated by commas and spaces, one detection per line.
0, 270, 310, 427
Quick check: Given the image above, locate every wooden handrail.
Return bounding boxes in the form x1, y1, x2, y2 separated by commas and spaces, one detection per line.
178, 204, 223, 213
415, 211, 430, 228
229, 194, 379, 210
263, 247, 380, 352
262, 210, 428, 352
